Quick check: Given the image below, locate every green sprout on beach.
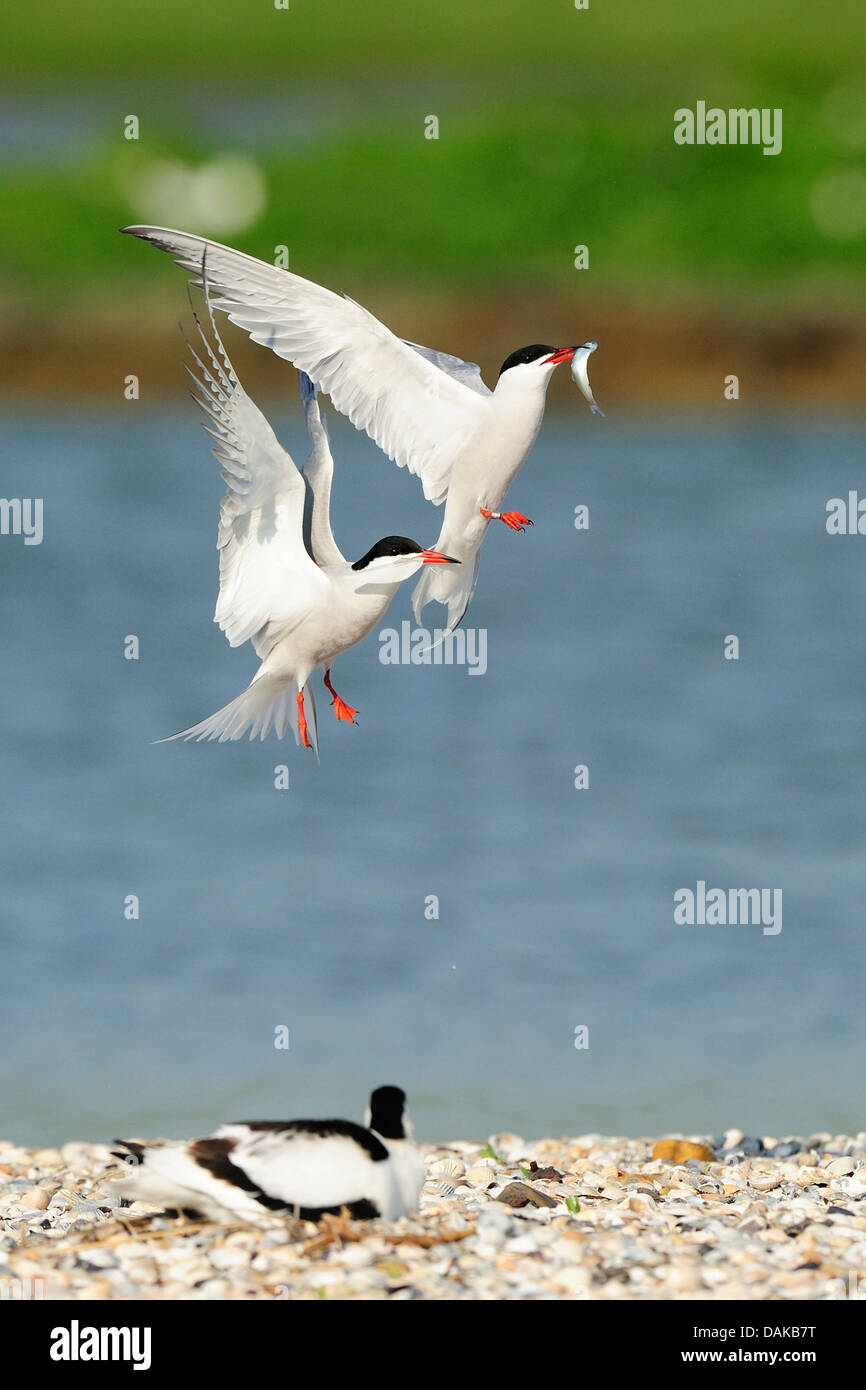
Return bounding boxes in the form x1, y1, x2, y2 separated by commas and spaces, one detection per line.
519, 1165, 530, 1179
479, 1143, 503, 1163
565, 1195, 581, 1215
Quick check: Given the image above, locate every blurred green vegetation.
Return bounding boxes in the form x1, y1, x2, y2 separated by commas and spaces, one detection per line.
0, 1, 863, 313
2, 0, 863, 82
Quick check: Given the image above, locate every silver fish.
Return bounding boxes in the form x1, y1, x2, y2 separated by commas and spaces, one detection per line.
570, 341, 604, 416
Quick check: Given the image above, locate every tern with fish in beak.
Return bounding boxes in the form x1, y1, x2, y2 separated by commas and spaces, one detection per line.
123, 225, 602, 632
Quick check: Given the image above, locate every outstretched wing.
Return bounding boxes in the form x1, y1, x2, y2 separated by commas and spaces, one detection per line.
299, 371, 346, 568
124, 226, 489, 506
185, 271, 329, 658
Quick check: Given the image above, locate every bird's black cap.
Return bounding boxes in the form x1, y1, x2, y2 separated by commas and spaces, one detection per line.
352, 536, 423, 571
498, 344, 556, 377
369, 1085, 408, 1139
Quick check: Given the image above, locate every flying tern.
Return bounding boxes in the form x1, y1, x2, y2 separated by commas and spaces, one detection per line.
112, 1085, 425, 1222
123, 225, 601, 630
164, 284, 457, 750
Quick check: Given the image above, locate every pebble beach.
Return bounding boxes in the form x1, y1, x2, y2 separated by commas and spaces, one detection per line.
2, 1130, 865, 1301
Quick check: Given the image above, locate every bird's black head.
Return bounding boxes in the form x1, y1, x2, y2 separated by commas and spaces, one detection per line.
368, 1085, 408, 1140
351, 536, 423, 571
498, 344, 556, 378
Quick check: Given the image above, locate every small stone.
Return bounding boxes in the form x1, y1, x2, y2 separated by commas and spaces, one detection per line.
740, 1138, 764, 1157
495, 1182, 557, 1210
652, 1140, 714, 1164
771, 1140, 802, 1158
527, 1162, 564, 1181
31, 1149, 63, 1170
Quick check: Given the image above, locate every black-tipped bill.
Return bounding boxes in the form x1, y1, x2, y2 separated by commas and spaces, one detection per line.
542, 345, 577, 366
421, 549, 460, 564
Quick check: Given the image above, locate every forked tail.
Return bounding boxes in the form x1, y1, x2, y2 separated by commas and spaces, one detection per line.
412, 545, 479, 633
157, 676, 319, 753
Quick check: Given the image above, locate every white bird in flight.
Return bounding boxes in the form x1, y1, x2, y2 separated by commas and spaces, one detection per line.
165, 281, 457, 750
123, 224, 602, 631
111, 1085, 425, 1223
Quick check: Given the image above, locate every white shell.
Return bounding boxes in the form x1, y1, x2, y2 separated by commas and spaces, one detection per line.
431, 1158, 465, 1179
465, 1163, 497, 1187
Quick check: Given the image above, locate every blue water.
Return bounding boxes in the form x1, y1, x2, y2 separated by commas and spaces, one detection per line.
1, 403, 864, 1145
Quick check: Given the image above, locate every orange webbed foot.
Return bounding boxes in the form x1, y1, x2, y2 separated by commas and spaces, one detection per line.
480, 507, 533, 532
499, 510, 533, 531
323, 670, 358, 725
331, 695, 358, 724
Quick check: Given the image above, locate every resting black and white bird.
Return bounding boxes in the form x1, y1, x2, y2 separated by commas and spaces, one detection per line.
160, 276, 458, 749
111, 1085, 425, 1223
122, 224, 602, 632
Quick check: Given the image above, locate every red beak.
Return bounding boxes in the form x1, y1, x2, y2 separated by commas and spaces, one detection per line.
542, 346, 576, 366
421, 549, 460, 564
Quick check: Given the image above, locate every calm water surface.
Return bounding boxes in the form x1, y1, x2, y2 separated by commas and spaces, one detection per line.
1, 404, 864, 1144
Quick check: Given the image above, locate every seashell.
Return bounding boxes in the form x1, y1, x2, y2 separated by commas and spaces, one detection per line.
824, 1157, 856, 1177
749, 1170, 781, 1192
31, 1148, 63, 1170
430, 1158, 465, 1178
18, 1187, 53, 1211
436, 1181, 457, 1196
465, 1163, 497, 1187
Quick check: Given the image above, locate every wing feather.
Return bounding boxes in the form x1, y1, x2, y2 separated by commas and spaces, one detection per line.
125, 226, 488, 505
185, 273, 329, 656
